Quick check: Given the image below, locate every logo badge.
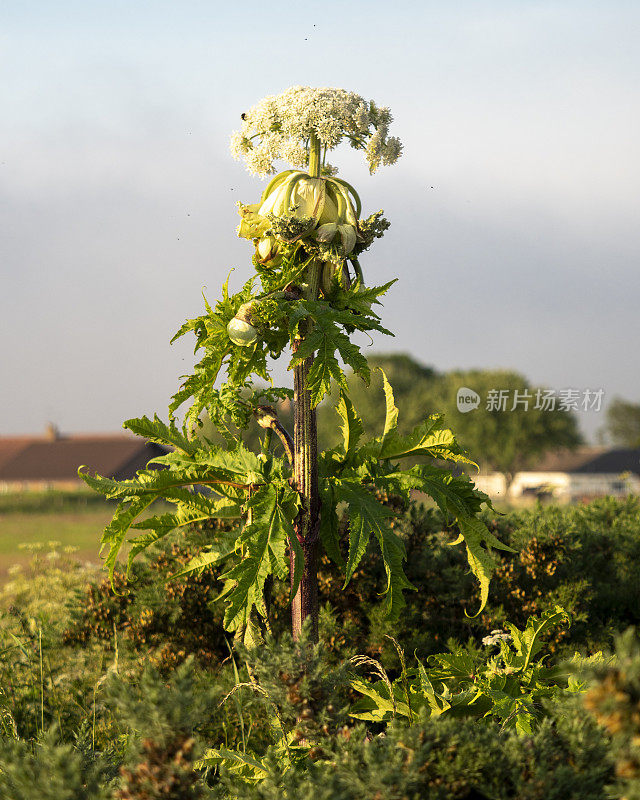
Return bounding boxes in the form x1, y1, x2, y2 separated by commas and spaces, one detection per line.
457, 387, 480, 413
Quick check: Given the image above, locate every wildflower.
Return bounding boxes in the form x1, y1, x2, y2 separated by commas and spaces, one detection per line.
482, 629, 512, 646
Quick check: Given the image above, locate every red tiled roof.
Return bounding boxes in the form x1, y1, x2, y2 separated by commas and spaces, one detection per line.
0, 438, 33, 471
0, 435, 165, 482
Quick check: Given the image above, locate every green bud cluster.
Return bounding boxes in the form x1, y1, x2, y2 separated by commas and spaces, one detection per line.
228, 170, 370, 346
237, 170, 362, 266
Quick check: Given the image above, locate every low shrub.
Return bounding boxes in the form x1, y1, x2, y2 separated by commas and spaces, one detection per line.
63, 497, 640, 673
2, 498, 638, 798
63, 521, 234, 672
212, 698, 612, 800
203, 622, 614, 800
317, 495, 640, 663
0, 729, 115, 800
583, 628, 640, 800
0, 546, 109, 742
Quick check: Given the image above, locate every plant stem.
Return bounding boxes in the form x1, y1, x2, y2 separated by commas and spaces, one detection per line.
39, 627, 44, 733
308, 133, 322, 178
290, 133, 322, 642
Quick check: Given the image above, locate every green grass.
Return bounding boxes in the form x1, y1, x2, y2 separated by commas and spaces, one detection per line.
0, 491, 171, 582
0, 490, 114, 515
0, 510, 113, 556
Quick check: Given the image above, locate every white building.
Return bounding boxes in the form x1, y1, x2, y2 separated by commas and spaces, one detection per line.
474, 447, 640, 503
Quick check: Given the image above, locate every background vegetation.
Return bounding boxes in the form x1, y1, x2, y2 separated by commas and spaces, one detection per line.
317, 354, 582, 476
1, 493, 640, 797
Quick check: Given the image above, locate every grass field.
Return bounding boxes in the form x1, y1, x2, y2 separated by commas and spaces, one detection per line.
0, 509, 114, 554
0, 491, 169, 583
0, 504, 111, 581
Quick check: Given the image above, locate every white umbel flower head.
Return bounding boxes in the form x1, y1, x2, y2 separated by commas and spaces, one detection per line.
482, 630, 513, 647
230, 86, 403, 177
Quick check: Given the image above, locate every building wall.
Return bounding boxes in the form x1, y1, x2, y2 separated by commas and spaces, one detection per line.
473, 473, 508, 499
467, 471, 640, 504
508, 472, 639, 502
508, 472, 571, 500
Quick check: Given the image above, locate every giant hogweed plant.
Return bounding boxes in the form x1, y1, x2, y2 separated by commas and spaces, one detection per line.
350, 606, 585, 736
80, 86, 511, 646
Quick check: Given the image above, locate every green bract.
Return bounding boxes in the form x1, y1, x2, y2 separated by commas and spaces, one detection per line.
236, 170, 362, 271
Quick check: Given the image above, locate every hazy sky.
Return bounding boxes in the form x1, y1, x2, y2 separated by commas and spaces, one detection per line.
2, 0, 639, 441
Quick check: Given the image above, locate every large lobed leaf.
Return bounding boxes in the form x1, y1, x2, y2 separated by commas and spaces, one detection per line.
318, 368, 511, 619
506, 605, 571, 671
128, 497, 241, 572
123, 414, 197, 455
78, 438, 272, 586
334, 479, 414, 621
289, 299, 395, 408
449, 515, 515, 616
351, 606, 572, 731
218, 483, 299, 633
336, 390, 364, 464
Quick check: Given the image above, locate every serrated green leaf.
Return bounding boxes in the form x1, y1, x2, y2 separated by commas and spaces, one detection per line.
99, 496, 155, 585
127, 497, 241, 571
79, 442, 269, 503
335, 331, 370, 385
416, 659, 451, 715
304, 340, 347, 407
195, 747, 268, 781
375, 518, 416, 620
452, 515, 515, 616
179, 361, 229, 424
150, 443, 266, 484
336, 391, 364, 463
78, 465, 244, 501
170, 274, 266, 424
380, 464, 487, 518
334, 279, 397, 316
378, 415, 466, 462
515, 712, 535, 736
124, 414, 197, 455
337, 481, 393, 584
167, 531, 239, 582
335, 480, 414, 620
218, 484, 298, 632
506, 606, 570, 671
349, 679, 400, 722
380, 369, 398, 441
427, 650, 477, 682
170, 316, 199, 345
319, 482, 343, 566
290, 306, 373, 407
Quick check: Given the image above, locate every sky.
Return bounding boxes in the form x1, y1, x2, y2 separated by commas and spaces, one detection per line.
2, 0, 639, 442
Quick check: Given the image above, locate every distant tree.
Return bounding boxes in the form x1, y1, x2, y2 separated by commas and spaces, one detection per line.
318, 354, 582, 476
603, 397, 640, 447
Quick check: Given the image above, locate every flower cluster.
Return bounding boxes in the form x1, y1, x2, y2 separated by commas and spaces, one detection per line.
230, 86, 403, 176
482, 629, 513, 646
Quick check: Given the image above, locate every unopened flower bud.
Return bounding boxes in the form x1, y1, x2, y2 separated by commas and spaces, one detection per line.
256, 235, 281, 266
315, 222, 338, 243
337, 223, 356, 255
227, 305, 258, 346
